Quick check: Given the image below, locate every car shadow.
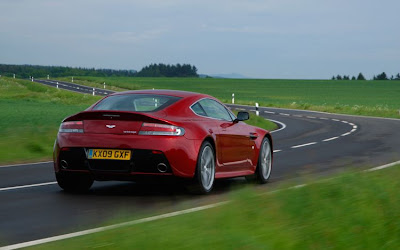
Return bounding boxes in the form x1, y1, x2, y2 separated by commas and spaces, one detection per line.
59, 177, 250, 197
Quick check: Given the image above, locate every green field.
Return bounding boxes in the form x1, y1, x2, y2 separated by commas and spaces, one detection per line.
30, 165, 400, 249
0, 77, 100, 163
59, 76, 400, 118
0, 77, 275, 164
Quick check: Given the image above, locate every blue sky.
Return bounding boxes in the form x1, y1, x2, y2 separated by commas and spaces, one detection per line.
1, 0, 399, 79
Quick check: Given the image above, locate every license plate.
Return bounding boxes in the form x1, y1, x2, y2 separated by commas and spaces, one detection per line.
87, 149, 131, 160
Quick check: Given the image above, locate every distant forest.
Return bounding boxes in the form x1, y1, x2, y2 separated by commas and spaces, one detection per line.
0, 63, 199, 78
136, 63, 198, 77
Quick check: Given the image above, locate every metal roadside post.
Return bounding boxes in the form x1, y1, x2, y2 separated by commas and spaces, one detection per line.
255, 103, 259, 116
232, 93, 235, 104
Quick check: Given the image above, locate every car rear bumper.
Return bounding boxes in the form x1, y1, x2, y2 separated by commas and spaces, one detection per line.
54, 133, 202, 179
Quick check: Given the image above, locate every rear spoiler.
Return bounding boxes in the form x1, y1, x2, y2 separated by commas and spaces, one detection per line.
63, 110, 168, 124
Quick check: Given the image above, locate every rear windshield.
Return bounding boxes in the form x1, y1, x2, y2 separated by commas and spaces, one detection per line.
92, 94, 181, 112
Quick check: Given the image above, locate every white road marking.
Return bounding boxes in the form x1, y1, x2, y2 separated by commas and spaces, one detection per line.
322, 137, 339, 142
319, 117, 329, 120
268, 119, 287, 133
293, 115, 303, 118
349, 123, 355, 126
289, 184, 307, 189
279, 113, 290, 116
0, 182, 57, 192
353, 125, 357, 129
332, 119, 340, 122
341, 132, 351, 137
0, 201, 229, 250
365, 160, 400, 172
273, 150, 282, 153
341, 121, 349, 124
350, 129, 357, 133
291, 142, 317, 148
264, 111, 275, 114
306, 116, 316, 119
0, 161, 53, 169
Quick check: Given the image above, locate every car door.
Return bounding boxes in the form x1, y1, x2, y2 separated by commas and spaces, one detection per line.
197, 99, 252, 170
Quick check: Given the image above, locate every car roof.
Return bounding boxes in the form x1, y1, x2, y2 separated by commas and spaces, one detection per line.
109, 89, 210, 99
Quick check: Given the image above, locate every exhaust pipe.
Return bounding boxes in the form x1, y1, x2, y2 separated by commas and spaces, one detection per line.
60, 160, 68, 169
157, 163, 168, 173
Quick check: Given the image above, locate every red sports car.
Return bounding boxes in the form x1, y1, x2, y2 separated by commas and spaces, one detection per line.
53, 90, 273, 193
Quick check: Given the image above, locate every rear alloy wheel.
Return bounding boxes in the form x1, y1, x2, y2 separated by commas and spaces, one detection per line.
246, 137, 272, 183
188, 141, 216, 194
56, 172, 94, 193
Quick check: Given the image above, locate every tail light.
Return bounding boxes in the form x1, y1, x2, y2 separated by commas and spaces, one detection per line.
59, 121, 84, 133
139, 123, 185, 136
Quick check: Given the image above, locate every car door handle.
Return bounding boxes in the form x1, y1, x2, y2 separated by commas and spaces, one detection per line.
249, 132, 258, 140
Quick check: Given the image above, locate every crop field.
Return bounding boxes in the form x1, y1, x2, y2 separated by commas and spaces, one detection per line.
60, 76, 400, 118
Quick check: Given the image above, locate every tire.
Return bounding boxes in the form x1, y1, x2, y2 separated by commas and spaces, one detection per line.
56, 172, 94, 193
187, 141, 216, 194
246, 137, 272, 184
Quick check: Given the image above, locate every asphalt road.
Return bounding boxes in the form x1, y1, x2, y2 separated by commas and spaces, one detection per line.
1, 79, 399, 247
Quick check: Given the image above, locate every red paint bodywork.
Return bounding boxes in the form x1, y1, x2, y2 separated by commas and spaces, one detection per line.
53, 90, 273, 180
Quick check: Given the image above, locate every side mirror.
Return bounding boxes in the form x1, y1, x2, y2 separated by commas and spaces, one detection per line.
234, 111, 249, 122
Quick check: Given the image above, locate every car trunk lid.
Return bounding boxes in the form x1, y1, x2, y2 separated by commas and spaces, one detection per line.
64, 111, 168, 135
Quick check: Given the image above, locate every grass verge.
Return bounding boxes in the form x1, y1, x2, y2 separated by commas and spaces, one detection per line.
29, 165, 400, 249
0, 77, 100, 164
233, 110, 278, 131
64, 76, 400, 119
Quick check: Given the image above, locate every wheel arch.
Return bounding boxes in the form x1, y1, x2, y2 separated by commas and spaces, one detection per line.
202, 136, 216, 158
264, 133, 273, 154
259, 132, 274, 167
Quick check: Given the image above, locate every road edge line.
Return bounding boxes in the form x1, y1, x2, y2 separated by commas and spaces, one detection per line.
267, 119, 286, 133
0, 182, 57, 192
365, 160, 400, 172
0, 161, 53, 169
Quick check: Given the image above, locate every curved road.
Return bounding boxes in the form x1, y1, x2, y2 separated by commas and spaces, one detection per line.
0, 79, 399, 247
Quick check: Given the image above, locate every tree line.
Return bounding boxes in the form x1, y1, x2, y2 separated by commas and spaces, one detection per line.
0, 64, 137, 78
332, 72, 400, 80
135, 63, 198, 77
0, 63, 198, 78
